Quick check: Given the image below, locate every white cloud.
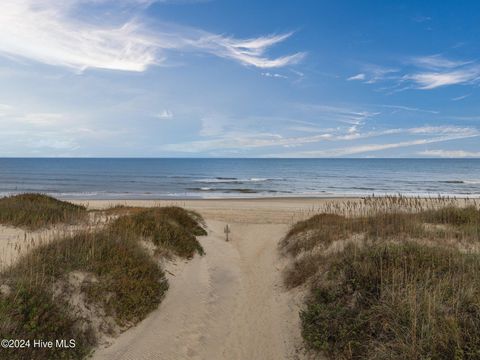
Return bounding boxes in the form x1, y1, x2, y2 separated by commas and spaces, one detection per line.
353, 54, 480, 90
162, 115, 479, 154
296, 104, 379, 124
412, 15, 432, 23
155, 110, 173, 119
0, 103, 13, 116
271, 134, 479, 158
198, 116, 229, 137
0, 1, 157, 72
451, 94, 470, 101
0, 106, 68, 127
407, 68, 480, 89
21, 113, 67, 126
411, 55, 471, 69
408, 126, 479, 136
0, 103, 132, 155
351, 65, 399, 84
30, 138, 79, 150
347, 73, 366, 81
418, 150, 480, 158
378, 104, 439, 114
0, 0, 304, 72
262, 72, 288, 79
196, 32, 305, 68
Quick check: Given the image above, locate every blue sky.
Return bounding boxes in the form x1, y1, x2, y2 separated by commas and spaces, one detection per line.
0, 0, 479, 157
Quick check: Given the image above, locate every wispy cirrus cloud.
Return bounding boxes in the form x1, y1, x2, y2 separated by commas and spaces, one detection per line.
294, 103, 380, 134
347, 65, 399, 84
155, 110, 174, 119
410, 54, 471, 69
0, 0, 304, 72
268, 133, 479, 158
406, 68, 480, 89
412, 15, 432, 23
349, 54, 480, 90
418, 149, 480, 158
378, 104, 439, 114
0, 102, 131, 155
162, 110, 479, 155
347, 73, 366, 81
0, 103, 67, 127
261, 72, 288, 79
451, 94, 470, 101
194, 32, 305, 69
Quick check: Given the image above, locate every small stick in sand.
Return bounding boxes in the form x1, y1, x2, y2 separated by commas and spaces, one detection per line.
224, 224, 230, 242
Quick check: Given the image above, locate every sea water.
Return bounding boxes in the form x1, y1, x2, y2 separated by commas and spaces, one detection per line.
0, 158, 479, 199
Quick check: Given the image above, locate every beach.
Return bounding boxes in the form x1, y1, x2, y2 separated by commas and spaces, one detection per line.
0, 197, 347, 359
1, 196, 479, 359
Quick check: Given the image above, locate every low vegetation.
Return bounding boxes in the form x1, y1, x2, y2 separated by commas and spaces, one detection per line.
0, 193, 88, 230
0, 196, 206, 359
281, 198, 480, 359
109, 207, 206, 258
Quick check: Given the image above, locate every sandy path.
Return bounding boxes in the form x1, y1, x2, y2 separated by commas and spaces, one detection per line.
92, 219, 302, 360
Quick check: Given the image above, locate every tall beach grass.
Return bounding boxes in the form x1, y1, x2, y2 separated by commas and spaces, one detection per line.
282, 197, 480, 359
0, 193, 88, 230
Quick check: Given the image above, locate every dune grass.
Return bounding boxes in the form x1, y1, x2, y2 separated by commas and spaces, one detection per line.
0, 229, 166, 359
0, 202, 206, 359
0, 193, 88, 230
0, 283, 95, 360
108, 207, 206, 258
301, 243, 480, 359
282, 199, 480, 359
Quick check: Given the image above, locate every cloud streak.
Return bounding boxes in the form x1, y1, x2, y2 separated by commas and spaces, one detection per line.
350, 54, 480, 90
418, 150, 480, 158
162, 118, 479, 155
270, 134, 479, 158
417, 150, 480, 158
406, 68, 480, 89
0, 0, 303, 72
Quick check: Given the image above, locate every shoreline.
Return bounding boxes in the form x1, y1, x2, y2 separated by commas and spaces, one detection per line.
71, 196, 479, 225
9, 191, 480, 202
67, 194, 479, 202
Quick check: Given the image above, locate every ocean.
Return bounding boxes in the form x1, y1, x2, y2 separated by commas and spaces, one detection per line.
0, 158, 479, 199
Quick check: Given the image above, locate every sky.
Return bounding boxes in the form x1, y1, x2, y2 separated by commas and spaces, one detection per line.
0, 0, 479, 158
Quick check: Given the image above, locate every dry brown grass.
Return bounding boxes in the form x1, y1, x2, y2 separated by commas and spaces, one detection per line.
108, 206, 206, 258
0, 193, 88, 230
